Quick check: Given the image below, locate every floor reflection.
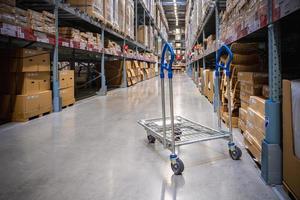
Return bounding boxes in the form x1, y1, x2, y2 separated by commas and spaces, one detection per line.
160, 175, 185, 200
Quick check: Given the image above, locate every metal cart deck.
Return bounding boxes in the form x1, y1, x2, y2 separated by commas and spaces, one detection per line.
138, 116, 231, 148
138, 43, 242, 175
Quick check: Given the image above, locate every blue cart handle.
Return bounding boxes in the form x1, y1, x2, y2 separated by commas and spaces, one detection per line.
160, 43, 175, 79
216, 45, 233, 77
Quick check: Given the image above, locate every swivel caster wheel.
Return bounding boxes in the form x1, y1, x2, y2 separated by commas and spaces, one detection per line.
229, 146, 242, 160
171, 158, 184, 175
147, 135, 156, 143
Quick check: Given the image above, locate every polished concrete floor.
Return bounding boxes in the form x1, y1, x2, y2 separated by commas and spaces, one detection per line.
0, 74, 279, 200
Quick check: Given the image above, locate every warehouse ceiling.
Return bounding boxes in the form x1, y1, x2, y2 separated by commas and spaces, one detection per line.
161, 0, 186, 34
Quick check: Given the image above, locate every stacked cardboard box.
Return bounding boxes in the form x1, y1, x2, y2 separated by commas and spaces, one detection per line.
118, 0, 125, 34
104, 39, 121, 54
104, 0, 113, 26
205, 34, 216, 54
0, 2, 28, 28
282, 80, 300, 200
59, 70, 75, 107
66, 0, 104, 21
202, 69, 214, 103
86, 32, 101, 47
138, 25, 149, 47
220, 43, 262, 128
0, 48, 52, 122
125, 0, 134, 39
28, 9, 55, 35
0, 2, 16, 25
238, 72, 268, 133
220, 0, 267, 42
105, 60, 123, 86
244, 96, 266, 163
59, 27, 81, 42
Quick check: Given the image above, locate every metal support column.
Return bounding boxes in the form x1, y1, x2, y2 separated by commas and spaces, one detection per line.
121, 40, 127, 88
52, 1, 61, 112
98, 29, 107, 95
201, 32, 206, 94
261, 0, 282, 185
135, 0, 138, 41
196, 60, 200, 87
214, 1, 220, 112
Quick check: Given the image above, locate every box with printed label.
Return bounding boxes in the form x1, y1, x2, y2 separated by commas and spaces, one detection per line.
249, 96, 266, 116
59, 70, 74, 89
11, 90, 52, 121
0, 72, 50, 94
238, 72, 268, 84
247, 107, 265, 133
60, 87, 75, 107
0, 48, 50, 72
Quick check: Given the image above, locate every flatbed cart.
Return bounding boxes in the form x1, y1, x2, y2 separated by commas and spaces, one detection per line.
138, 43, 242, 175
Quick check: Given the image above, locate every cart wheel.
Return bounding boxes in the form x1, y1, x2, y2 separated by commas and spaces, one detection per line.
229, 146, 242, 160
147, 135, 156, 143
171, 158, 184, 175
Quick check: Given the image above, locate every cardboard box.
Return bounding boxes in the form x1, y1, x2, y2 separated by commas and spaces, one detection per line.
60, 87, 75, 107
262, 85, 269, 98
240, 82, 262, 95
231, 54, 260, 65
105, 61, 123, 86
249, 96, 265, 116
0, 95, 11, 120
240, 91, 250, 103
222, 112, 238, 128
238, 72, 268, 84
39, 90, 52, 113
246, 120, 264, 149
238, 118, 246, 132
66, 0, 104, 20
11, 90, 52, 121
0, 48, 50, 72
0, 72, 50, 95
239, 107, 247, 122
241, 100, 249, 110
137, 25, 149, 47
244, 131, 261, 162
59, 70, 74, 89
282, 80, 300, 199
247, 107, 265, 133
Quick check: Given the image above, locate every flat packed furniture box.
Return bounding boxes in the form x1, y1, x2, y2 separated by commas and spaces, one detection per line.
0, 48, 50, 72
59, 70, 74, 89
282, 80, 300, 199
11, 90, 52, 122
60, 87, 75, 107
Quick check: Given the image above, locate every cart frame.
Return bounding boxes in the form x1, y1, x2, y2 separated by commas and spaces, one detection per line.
138, 43, 242, 175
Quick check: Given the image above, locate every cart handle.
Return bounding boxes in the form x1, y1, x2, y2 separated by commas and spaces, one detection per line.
160, 43, 175, 79
216, 45, 233, 77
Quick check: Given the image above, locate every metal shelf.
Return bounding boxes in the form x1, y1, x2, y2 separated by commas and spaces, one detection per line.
185, 0, 300, 186
0, 0, 167, 112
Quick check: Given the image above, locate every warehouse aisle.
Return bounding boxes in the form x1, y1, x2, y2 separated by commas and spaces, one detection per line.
0, 74, 278, 200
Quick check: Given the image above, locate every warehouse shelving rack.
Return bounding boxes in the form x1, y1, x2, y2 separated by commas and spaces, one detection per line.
0, 0, 169, 112
185, 0, 300, 186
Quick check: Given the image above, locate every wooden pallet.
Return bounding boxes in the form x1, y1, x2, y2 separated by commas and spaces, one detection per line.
12, 111, 52, 122
62, 102, 74, 109
283, 182, 299, 200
